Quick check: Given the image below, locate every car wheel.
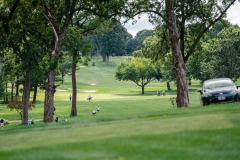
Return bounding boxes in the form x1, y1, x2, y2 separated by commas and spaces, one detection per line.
200, 97, 206, 106
235, 94, 240, 102
201, 97, 209, 106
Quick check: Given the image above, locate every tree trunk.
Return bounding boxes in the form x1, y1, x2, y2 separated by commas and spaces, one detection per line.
5, 82, 8, 104
22, 71, 31, 124
165, 0, 189, 107
61, 72, 64, 84
71, 51, 77, 116
102, 54, 106, 61
106, 55, 109, 65
141, 85, 144, 94
188, 77, 191, 85
141, 79, 144, 94
20, 112, 22, 120
167, 82, 171, 90
15, 83, 19, 96
11, 83, 14, 101
32, 85, 37, 104
43, 69, 56, 123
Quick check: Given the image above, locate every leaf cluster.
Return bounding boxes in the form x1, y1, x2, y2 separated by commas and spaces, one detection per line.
115, 57, 162, 86
7, 96, 35, 119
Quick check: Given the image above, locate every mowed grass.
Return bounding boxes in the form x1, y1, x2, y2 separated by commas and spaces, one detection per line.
0, 56, 240, 160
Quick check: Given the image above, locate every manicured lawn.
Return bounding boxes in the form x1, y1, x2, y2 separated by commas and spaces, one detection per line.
0, 56, 240, 160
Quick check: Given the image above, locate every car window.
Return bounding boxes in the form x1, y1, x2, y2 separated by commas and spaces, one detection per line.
204, 80, 233, 89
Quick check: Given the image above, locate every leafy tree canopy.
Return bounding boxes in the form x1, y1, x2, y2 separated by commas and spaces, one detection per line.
115, 57, 162, 94
197, 26, 240, 83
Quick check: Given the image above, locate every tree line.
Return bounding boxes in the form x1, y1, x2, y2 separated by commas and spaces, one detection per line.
115, 20, 240, 95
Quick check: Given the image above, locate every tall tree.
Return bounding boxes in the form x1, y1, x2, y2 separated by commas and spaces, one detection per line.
1, 0, 128, 122
40, 0, 127, 122
100, 23, 129, 64
1, 0, 50, 124
126, 0, 237, 107
165, 0, 189, 107
62, 26, 92, 116
59, 56, 72, 84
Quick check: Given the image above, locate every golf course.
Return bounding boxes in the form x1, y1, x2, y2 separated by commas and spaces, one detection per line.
0, 56, 240, 160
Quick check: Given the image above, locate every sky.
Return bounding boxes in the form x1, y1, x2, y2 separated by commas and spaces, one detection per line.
124, 2, 240, 37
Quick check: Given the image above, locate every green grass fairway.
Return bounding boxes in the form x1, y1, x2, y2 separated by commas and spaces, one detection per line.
1, 56, 240, 160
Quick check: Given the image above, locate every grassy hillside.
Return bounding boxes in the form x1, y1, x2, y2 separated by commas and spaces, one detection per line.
0, 56, 240, 160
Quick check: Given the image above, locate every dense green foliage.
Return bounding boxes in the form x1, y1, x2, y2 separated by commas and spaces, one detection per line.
126, 29, 154, 55
115, 57, 162, 94
189, 26, 240, 83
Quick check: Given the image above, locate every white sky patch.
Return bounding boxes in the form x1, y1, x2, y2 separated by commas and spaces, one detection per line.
225, 1, 240, 26
123, 14, 155, 37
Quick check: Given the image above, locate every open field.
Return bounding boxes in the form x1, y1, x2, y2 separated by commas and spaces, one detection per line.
1, 56, 240, 160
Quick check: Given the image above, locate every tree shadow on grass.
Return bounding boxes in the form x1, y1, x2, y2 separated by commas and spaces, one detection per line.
116, 88, 200, 97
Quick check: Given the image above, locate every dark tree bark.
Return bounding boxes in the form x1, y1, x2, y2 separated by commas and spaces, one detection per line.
15, 83, 19, 96
167, 82, 171, 90
141, 85, 144, 94
71, 51, 77, 116
32, 85, 38, 104
11, 82, 14, 101
43, 69, 56, 122
42, 16, 67, 122
22, 71, 31, 124
141, 78, 145, 94
5, 82, 8, 104
106, 55, 109, 65
165, 0, 189, 107
102, 54, 106, 61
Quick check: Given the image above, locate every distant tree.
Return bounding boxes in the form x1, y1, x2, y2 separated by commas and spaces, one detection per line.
132, 50, 143, 58
125, 38, 136, 55
89, 32, 103, 58
135, 30, 154, 48
2, 51, 20, 101
59, 56, 72, 84
115, 57, 162, 94
100, 22, 130, 64
203, 20, 232, 41
142, 34, 174, 90
125, 29, 154, 55
62, 26, 92, 116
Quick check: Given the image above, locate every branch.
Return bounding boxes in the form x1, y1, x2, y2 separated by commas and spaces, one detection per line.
9, 0, 21, 20
185, 0, 237, 62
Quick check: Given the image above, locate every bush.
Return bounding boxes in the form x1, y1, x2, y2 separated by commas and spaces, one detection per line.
7, 96, 35, 120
